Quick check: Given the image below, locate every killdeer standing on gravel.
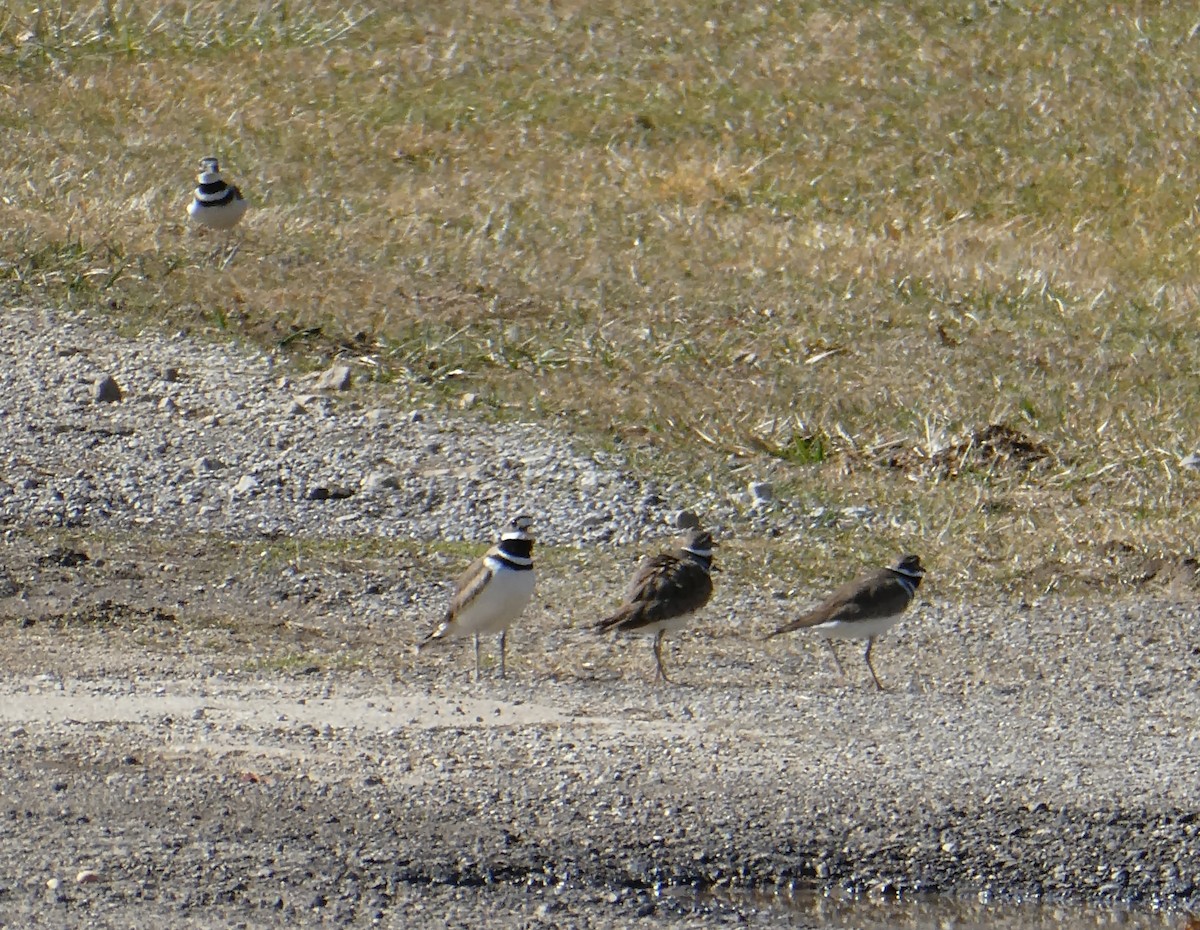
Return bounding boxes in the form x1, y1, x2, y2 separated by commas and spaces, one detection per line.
187, 156, 248, 230
417, 516, 536, 680
765, 554, 925, 691
594, 527, 715, 683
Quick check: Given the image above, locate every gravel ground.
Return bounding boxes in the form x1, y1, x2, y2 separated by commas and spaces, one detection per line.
0, 305, 1198, 929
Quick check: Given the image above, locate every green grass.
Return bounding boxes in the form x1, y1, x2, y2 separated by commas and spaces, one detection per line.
3, 0, 1199, 596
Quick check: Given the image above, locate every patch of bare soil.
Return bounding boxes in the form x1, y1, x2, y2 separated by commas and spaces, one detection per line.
878, 422, 1055, 478
2, 527, 1200, 929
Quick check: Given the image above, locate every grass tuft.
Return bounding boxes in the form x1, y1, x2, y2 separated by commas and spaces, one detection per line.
4, 1, 1200, 596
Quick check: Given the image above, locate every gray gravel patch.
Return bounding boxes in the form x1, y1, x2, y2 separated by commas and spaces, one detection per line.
0, 306, 694, 546
1, 305, 1199, 929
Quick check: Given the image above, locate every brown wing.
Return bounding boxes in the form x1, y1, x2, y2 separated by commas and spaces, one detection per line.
595, 553, 713, 633
765, 568, 911, 638
446, 554, 495, 620
623, 552, 673, 603
419, 555, 493, 647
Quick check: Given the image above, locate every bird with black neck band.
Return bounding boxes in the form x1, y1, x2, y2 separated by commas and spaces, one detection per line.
765, 554, 926, 691
417, 516, 537, 681
187, 155, 248, 266
595, 527, 716, 684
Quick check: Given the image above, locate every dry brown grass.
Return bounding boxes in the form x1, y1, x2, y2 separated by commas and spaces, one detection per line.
3, 1, 1200, 597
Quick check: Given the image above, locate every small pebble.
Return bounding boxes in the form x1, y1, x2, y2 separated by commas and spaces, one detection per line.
749, 480, 774, 504
362, 472, 400, 494
231, 475, 260, 495
673, 509, 700, 529
94, 375, 123, 403
315, 364, 352, 391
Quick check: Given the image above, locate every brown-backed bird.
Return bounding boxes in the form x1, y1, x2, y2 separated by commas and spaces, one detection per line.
595, 528, 715, 683
765, 554, 925, 691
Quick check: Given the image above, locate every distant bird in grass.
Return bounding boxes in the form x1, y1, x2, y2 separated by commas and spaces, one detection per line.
765, 554, 925, 691
595, 527, 715, 683
417, 516, 536, 680
187, 156, 248, 231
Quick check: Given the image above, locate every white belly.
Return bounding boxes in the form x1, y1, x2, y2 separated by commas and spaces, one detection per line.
813, 614, 900, 641
453, 566, 535, 636
188, 198, 248, 230
625, 611, 696, 636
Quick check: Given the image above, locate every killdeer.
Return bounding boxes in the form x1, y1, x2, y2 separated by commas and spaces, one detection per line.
187, 156, 248, 230
417, 516, 536, 680
765, 554, 925, 691
594, 527, 715, 683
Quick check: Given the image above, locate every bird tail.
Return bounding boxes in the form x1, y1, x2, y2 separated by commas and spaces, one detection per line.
763, 611, 822, 640
415, 617, 452, 653
593, 606, 637, 634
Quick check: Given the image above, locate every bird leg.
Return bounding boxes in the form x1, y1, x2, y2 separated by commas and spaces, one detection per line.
498, 630, 507, 680
219, 240, 242, 269
652, 630, 670, 683
864, 637, 884, 691
473, 633, 482, 682
822, 639, 846, 679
